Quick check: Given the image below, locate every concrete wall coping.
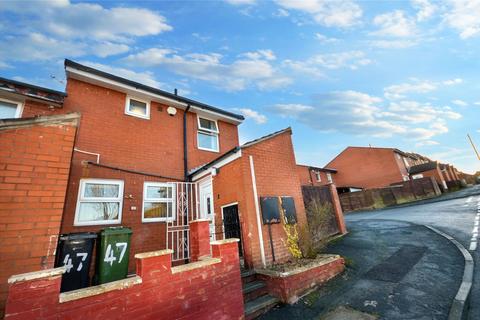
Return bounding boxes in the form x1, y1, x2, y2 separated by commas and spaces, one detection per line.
134, 249, 173, 259
190, 218, 211, 223
210, 238, 240, 245
171, 257, 221, 274
0, 112, 80, 130
8, 266, 66, 284
256, 254, 342, 278
59, 276, 142, 303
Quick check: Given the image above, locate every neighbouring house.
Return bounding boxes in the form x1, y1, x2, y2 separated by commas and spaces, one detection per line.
0, 77, 75, 315
1, 61, 347, 318
296, 164, 337, 187
325, 146, 465, 192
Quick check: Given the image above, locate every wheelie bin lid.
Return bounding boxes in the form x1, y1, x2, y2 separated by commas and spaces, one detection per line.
99, 226, 132, 235
59, 232, 97, 241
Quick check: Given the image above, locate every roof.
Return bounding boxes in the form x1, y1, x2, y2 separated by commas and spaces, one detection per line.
188, 127, 292, 178
408, 161, 438, 174
0, 76, 66, 105
297, 164, 337, 173
64, 59, 244, 122
241, 127, 292, 148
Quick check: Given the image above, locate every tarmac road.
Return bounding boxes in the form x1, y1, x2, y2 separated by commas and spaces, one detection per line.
261, 185, 480, 320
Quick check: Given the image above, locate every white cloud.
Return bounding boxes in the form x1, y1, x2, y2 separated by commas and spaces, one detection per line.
474, 102, 480, 106
242, 49, 276, 61
232, 108, 267, 124
275, 0, 363, 28
92, 42, 130, 58
274, 8, 290, 17
411, 0, 437, 21
0, 1, 172, 61
269, 91, 461, 140
79, 61, 163, 88
315, 33, 339, 43
443, 0, 480, 39
415, 140, 440, 147
443, 78, 463, 85
284, 50, 371, 77
372, 10, 417, 37
452, 99, 468, 106
384, 79, 437, 100
124, 48, 291, 91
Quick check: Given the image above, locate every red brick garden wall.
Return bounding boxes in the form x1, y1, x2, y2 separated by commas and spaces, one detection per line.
4, 240, 244, 320
0, 115, 78, 316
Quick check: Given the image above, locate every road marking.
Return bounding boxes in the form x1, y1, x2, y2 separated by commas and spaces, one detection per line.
466, 196, 473, 203
470, 241, 477, 251
468, 202, 480, 251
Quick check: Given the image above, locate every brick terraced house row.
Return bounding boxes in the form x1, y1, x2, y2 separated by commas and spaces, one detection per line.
296, 164, 337, 187
325, 146, 465, 192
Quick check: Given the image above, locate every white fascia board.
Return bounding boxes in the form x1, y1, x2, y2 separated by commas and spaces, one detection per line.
191, 149, 242, 181
66, 67, 242, 125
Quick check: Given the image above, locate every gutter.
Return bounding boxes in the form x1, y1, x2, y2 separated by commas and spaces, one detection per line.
184, 104, 191, 181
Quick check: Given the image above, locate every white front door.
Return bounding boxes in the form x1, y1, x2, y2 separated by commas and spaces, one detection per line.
199, 179, 215, 241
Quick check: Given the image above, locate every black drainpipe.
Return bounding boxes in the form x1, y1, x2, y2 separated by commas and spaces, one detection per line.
183, 104, 191, 181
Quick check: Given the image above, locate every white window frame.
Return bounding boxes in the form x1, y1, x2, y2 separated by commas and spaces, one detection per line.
125, 96, 150, 120
142, 182, 176, 223
74, 179, 124, 226
326, 172, 333, 183
314, 171, 321, 182
197, 115, 219, 152
0, 97, 24, 119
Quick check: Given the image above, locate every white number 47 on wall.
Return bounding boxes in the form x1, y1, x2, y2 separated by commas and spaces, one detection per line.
104, 242, 128, 266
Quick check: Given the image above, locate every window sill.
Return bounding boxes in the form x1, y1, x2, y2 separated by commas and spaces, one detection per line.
74, 220, 122, 227
124, 111, 150, 120
197, 146, 220, 153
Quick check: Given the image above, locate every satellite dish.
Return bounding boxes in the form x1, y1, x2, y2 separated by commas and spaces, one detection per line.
167, 106, 177, 116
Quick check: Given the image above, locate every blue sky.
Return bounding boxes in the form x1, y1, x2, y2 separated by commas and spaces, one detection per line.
1, 0, 480, 173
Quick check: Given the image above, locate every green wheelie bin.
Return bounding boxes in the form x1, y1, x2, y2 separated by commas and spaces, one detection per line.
95, 227, 132, 284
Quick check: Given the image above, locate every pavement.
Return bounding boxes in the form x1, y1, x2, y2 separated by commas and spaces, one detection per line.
260, 185, 480, 320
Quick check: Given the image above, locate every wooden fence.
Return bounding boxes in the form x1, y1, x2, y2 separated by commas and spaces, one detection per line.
339, 177, 441, 213
301, 185, 339, 236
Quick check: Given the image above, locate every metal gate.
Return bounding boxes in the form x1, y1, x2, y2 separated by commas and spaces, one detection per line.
166, 182, 199, 262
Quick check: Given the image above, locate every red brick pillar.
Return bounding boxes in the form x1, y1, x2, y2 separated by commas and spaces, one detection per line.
189, 219, 211, 262
135, 250, 172, 281
5, 267, 64, 319
329, 184, 347, 234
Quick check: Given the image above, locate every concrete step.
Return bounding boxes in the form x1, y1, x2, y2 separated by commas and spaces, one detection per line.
241, 269, 256, 285
244, 294, 280, 320
243, 280, 268, 302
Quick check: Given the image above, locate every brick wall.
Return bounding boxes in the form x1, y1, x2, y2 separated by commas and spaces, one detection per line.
0, 114, 79, 316
327, 147, 405, 189
210, 129, 308, 269
419, 167, 447, 191
4, 239, 244, 320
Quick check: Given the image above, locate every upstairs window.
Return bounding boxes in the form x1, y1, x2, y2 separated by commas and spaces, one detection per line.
314, 171, 321, 182
143, 182, 176, 222
74, 179, 124, 226
125, 97, 150, 119
327, 173, 333, 183
0, 98, 22, 119
197, 116, 219, 152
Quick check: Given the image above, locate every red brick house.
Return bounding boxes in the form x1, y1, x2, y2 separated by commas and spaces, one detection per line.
1, 62, 348, 318
0, 78, 74, 315
296, 165, 337, 186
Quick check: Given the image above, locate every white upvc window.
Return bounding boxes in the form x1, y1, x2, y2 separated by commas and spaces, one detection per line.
314, 171, 321, 182
142, 182, 176, 223
0, 98, 23, 119
327, 172, 333, 183
197, 116, 219, 152
125, 96, 150, 119
74, 179, 124, 226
